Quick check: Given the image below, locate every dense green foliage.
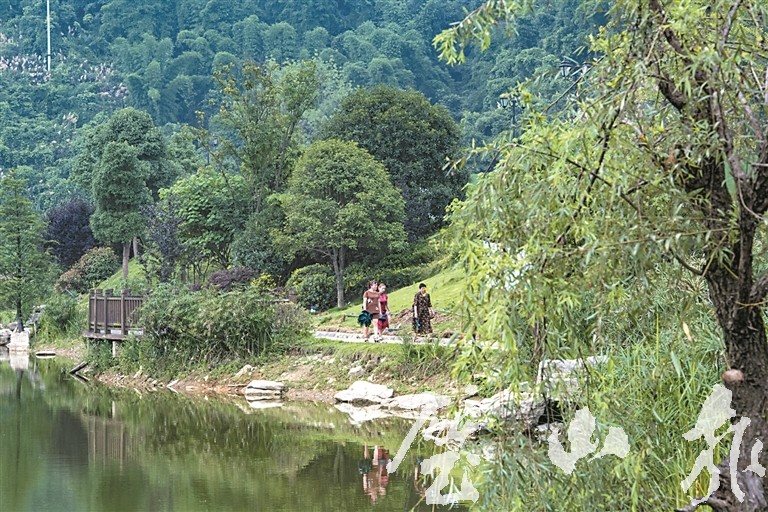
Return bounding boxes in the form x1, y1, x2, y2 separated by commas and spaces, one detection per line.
0, 0, 600, 211
439, 0, 768, 509
119, 285, 311, 375
276, 139, 406, 307
160, 168, 249, 268
322, 86, 464, 240
55, 246, 119, 294
286, 264, 337, 311
0, 0, 603, 315
0, 172, 53, 328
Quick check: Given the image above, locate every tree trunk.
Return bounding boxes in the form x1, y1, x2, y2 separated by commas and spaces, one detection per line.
132, 237, 139, 260
122, 242, 130, 282
14, 296, 23, 332
681, 262, 768, 510
331, 248, 345, 308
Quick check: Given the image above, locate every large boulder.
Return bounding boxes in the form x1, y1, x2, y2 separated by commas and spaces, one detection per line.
463, 389, 546, 431
380, 393, 452, 414
536, 356, 607, 400
244, 380, 285, 401
334, 380, 394, 405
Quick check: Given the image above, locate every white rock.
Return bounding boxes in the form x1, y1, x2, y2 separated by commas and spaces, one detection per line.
244, 380, 285, 401
234, 364, 254, 379
8, 330, 29, 351
463, 384, 479, 398
245, 380, 285, 391
348, 366, 365, 378
380, 393, 452, 413
478, 390, 545, 430
334, 380, 394, 404
422, 418, 483, 448
536, 356, 607, 399
334, 403, 390, 425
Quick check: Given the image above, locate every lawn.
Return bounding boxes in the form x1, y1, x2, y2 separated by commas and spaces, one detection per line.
314, 266, 467, 337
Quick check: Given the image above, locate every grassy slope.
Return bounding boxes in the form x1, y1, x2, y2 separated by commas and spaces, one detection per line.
97, 259, 148, 292
315, 266, 466, 336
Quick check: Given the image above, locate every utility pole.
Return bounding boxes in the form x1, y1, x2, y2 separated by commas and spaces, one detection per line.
46, 0, 51, 73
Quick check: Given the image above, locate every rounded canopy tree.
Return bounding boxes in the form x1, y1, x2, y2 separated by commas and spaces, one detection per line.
276, 139, 406, 307
322, 86, 465, 241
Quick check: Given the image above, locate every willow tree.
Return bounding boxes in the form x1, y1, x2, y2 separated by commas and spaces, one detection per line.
438, 0, 768, 509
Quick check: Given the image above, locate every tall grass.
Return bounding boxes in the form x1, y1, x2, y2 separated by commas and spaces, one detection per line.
471, 322, 725, 511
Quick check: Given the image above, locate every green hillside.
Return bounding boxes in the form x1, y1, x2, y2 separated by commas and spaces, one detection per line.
316, 266, 466, 336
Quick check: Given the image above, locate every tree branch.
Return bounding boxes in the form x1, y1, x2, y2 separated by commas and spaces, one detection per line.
671, 251, 704, 276
750, 273, 768, 304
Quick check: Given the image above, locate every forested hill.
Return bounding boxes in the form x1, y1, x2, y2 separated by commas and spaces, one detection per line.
0, 0, 602, 209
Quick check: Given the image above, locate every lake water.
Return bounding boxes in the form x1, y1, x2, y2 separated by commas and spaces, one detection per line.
0, 350, 466, 512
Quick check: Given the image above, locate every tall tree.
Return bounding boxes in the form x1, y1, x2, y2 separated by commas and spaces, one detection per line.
439, 0, 768, 509
89, 142, 151, 282
209, 60, 320, 211
73, 107, 172, 198
160, 168, 249, 270
0, 172, 52, 331
322, 85, 465, 240
74, 108, 171, 281
276, 139, 406, 307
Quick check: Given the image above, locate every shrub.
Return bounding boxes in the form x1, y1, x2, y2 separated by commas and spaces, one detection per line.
55, 247, 120, 293
37, 293, 79, 339
272, 302, 312, 340
286, 264, 336, 310
119, 285, 306, 376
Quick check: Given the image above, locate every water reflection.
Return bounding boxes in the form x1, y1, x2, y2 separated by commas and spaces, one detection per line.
0, 355, 464, 512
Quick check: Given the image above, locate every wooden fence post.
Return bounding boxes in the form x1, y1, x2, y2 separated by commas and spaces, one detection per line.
103, 289, 112, 335
95, 289, 104, 333
89, 289, 95, 333
120, 289, 127, 336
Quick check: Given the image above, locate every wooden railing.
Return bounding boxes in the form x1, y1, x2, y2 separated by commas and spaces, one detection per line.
84, 289, 144, 340
83, 287, 297, 342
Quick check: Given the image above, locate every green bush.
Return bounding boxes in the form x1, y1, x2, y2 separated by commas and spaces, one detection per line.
286, 264, 337, 310
37, 292, 79, 339
112, 285, 311, 376
56, 247, 120, 294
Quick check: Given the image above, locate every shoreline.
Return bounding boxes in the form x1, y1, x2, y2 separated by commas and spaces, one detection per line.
34, 337, 461, 405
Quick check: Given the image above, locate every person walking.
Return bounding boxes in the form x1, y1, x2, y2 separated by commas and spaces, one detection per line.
376, 282, 392, 341
412, 282, 433, 335
362, 280, 380, 341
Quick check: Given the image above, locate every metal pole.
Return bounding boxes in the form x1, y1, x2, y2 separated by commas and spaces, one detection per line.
46, 0, 51, 72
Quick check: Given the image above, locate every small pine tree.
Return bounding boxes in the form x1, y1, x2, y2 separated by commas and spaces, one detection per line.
0, 172, 52, 331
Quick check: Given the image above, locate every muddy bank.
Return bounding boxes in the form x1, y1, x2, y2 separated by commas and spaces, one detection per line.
39, 339, 459, 404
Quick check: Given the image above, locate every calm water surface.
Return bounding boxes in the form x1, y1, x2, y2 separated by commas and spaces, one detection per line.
0, 350, 466, 512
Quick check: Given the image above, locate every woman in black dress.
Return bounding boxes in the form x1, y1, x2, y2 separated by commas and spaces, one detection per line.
412, 283, 432, 335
